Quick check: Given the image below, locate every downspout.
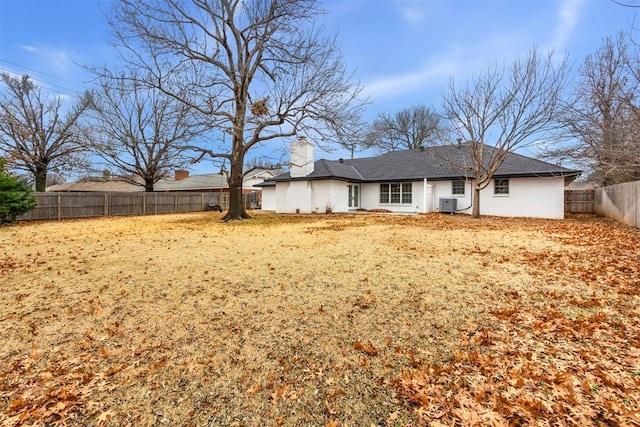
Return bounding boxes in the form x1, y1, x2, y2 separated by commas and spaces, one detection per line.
455, 180, 473, 212
422, 178, 428, 213
433, 182, 437, 212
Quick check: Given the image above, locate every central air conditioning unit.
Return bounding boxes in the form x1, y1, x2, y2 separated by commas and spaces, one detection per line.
439, 198, 457, 214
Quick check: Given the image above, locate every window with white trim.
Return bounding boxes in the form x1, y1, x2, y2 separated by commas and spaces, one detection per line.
452, 180, 465, 195
380, 182, 412, 204
494, 178, 509, 195
401, 183, 412, 203
380, 184, 389, 204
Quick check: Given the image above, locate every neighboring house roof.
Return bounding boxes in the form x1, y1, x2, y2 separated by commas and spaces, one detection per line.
243, 168, 282, 190
265, 144, 581, 183
244, 168, 282, 180
46, 170, 275, 192
46, 176, 226, 192
566, 180, 599, 190
154, 173, 228, 192
46, 180, 144, 192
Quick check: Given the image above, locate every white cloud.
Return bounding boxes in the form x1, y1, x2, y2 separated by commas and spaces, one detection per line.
361, 28, 530, 101
348, 0, 586, 106
19, 44, 40, 53
550, 0, 585, 51
49, 50, 72, 74
17, 42, 74, 75
393, 1, 427, 27
19, 43, 75, 79
55, 93, 74, 102
363, 60, 456, 98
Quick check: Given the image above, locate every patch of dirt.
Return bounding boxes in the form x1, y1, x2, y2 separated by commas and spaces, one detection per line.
0, 212, 638, 426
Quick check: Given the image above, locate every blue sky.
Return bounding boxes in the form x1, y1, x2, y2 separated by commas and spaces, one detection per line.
0, 0, 636, 174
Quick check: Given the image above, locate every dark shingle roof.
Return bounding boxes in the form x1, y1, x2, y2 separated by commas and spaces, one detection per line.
267, 144, 581, 183
268, 158, 364, 182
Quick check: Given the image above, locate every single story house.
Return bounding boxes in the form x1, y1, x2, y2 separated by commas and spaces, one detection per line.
260, 138, 581, 219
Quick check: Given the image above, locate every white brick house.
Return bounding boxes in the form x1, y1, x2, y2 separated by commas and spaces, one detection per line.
260, 138, 581, 219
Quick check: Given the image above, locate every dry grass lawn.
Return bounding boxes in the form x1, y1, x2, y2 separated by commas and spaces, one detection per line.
1, 212, 638, 426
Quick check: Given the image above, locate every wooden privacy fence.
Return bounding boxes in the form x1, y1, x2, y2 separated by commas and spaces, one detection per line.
564, 190, 595, 214
595, 180, 640, 228
17, 191, 261, 221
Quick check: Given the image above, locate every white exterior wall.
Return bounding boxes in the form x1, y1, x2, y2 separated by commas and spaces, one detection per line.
360, 181, 428, 213
431, 180, 473, 214
310, 180, 349, 213
430, 177, 565, 218
265, 176, 566, 218
274, 182, 289, 212
243, 171, 276, 190
359, 183, 380, 210
271, 180, 348, 213
243, 176, 262, 190
284, 181, 313, 213
478, 176, 565, 219
261, 187, 276, 211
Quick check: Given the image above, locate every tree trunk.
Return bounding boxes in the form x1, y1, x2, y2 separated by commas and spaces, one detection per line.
144, 177, 154, 192
471, 185, 481, 218
34, 165, 47, 192
221, 154, 251, 221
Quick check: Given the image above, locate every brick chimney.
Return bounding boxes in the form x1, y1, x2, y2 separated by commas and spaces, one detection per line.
175, 170, 189, 181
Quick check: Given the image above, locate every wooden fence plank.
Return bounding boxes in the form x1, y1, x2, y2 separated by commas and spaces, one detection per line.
16, 191, 261, 221
564, 190, 595, 214
595, 181, 639, 228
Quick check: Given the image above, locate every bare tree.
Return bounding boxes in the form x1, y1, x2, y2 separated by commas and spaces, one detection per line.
107, 0, 365, 220
365, 104, 446, 152
0, 73, 92, 191
544, 33, 640, 185
612, 0, 640, 7
441, 47, 569, 218
87, 73, 208, 192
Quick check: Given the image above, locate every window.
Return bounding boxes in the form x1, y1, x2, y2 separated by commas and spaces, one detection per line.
380, 184, 390, 204
390, 183, 401, 203
380, 182, 412, 204
452, 180, 465, 196
494, 179, 509, 195
402, 183, 412, 203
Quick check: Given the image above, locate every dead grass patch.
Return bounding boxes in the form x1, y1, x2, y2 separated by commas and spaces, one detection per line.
0, 212, 638, 426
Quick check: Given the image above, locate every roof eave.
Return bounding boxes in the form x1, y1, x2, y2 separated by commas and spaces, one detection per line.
271, 176, 362, 183
491, 171, 582, 179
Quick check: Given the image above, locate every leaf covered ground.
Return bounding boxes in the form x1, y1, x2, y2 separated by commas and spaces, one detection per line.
0, 212, 638, 426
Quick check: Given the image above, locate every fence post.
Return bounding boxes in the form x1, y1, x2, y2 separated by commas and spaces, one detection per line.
143, 193, 146, 215
57, 193, 61, 220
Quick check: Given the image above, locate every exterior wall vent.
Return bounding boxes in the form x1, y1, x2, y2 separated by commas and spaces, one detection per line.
439, 198, 457, 213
